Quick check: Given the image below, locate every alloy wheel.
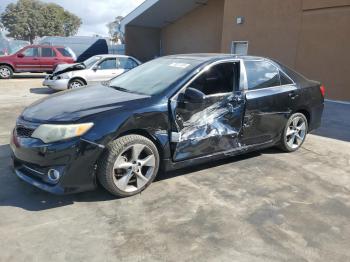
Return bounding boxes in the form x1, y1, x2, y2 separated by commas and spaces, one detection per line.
0, 67, 11, 78
285, 116, 307, 149
112, 144, 156, 193
69, 81, 83, 89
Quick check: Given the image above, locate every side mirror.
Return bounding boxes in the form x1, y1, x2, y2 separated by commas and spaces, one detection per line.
183, 87, 205, 103
17, 53, 24, 58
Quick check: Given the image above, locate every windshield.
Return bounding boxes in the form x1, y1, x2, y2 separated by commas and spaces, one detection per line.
109, 57, 200, 96
83, 56, 102, 68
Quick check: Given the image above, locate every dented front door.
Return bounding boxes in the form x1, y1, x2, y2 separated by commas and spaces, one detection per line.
170, 61, 245, 161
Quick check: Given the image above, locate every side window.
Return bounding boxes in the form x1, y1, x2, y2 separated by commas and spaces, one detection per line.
118, 57, 138, 70
57, 48, 73, 57
245, 60, 280, 90
22, 47, 39, 57
41, 47, 56, 57
280, 71, 293, 85
190, 63, 234, 96
98, 58, 117, 70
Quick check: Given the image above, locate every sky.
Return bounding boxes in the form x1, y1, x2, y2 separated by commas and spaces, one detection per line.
0, 0, 145, 36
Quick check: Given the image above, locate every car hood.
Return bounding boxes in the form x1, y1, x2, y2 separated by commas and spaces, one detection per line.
22, 84, 151, 122
53, 63, 84, 75
0, 54, 13, 60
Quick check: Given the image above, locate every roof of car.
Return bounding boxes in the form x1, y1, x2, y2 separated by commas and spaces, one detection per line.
24, 45, 67, 48
164, 53, 266, 62
93, 54, 133, 58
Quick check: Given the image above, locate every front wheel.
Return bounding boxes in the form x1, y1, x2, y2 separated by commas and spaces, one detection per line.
97, 135, 160, 197
68, 79, 85, 89
0, 65, 13, 79
279, 113, 308, 152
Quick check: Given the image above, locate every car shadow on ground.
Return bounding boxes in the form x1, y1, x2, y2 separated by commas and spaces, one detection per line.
12, 74, 46, 79
0, 143, 272, 212
29, 87, 56, 95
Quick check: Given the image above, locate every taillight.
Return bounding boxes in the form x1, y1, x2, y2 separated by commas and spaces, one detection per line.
320, 85, 326, 97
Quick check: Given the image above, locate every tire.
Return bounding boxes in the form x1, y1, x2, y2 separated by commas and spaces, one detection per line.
279, 113, 308, 152
97, 135, 160, 197
68, 79, 85, 89
0, 65, 13, 79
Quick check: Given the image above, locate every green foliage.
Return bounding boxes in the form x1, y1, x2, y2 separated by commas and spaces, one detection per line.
0, 0, 82, 43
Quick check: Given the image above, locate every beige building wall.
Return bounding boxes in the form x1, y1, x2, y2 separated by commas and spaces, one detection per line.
125, 0, 350, 100
220, 0, 302, 68
160, 0, 225, 55
125, 25, 161, 62
296, 4, 350, 101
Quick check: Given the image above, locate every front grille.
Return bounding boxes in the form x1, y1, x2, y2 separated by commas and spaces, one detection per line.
16, 126, 35, 137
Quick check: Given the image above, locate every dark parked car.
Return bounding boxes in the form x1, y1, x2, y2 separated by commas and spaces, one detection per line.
10, 54, 324, 197
0, 45, 76, 79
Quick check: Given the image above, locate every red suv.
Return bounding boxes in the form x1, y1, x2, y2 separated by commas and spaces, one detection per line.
0, 45, 76, 79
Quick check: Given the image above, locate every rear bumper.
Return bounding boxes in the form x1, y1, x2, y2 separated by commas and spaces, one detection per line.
43, 78, 69, 91
309, 102, 324, 132
10, 130, 104, 194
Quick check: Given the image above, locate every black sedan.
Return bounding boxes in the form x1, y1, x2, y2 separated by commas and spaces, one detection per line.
10, 54, 325, 197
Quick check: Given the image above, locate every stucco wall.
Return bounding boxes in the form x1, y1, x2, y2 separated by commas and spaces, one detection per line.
160, 0, 225, 55
295, 5, 350, 101
124, 0, 350, 100
220, 0, 303, 68
125, 25, 161, 62
220, 0, 350, 100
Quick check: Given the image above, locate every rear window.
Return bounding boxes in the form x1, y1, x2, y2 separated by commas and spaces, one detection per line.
245, 60, 280, 90
41, 47, 56, 57
118, 57, 139, 70
57, 47, 74, 57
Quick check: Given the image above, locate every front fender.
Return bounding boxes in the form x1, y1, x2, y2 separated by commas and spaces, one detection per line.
82, 102, 171, 159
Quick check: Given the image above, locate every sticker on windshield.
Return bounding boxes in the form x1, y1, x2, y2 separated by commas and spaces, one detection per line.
169, 63, 190, 69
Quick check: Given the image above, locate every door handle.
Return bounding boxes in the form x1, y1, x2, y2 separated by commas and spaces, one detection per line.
288, 92, 299, 100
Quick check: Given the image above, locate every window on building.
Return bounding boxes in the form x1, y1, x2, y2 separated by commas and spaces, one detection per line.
22, 47, 39, 57
41, 47, 56, 57
98, 58, 117, 70
245, 60, 280, 90
231, 41, 248, 55
190, 63, 234, 96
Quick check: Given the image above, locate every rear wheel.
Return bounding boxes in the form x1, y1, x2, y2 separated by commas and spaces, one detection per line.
97, 135, 160, 197
68, 79, 85, 89
279, 113, 308, 152
0, 65, 13, 79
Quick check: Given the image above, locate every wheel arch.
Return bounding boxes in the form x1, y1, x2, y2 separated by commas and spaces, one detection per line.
294, 108, 311, 130
69, 77, 87, 86
116, 129, 165, 160
0, 63, 14, 72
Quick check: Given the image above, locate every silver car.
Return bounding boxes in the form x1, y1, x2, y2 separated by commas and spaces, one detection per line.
43, 54, 141, 90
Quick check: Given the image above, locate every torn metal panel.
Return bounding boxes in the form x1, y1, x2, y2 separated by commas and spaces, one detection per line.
172, 93, 245, 161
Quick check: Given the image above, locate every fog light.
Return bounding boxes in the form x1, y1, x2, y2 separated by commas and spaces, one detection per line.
47, 169, 60, 182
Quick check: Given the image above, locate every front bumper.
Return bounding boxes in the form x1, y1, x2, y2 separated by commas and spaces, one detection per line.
43, 77, 69, 91
10, 130, 105, 194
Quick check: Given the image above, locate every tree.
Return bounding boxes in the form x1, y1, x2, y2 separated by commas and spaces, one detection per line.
0, 0, 81, 43
107, 16, 124, 44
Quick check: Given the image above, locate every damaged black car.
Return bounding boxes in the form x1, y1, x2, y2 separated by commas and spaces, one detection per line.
11, 54, 325, 197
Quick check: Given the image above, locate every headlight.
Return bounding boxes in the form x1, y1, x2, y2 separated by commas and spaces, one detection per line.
32, 123, 94, 143
53, 74, 70, 80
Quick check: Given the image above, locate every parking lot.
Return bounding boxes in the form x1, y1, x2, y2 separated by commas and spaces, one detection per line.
0, 76, 350, 261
